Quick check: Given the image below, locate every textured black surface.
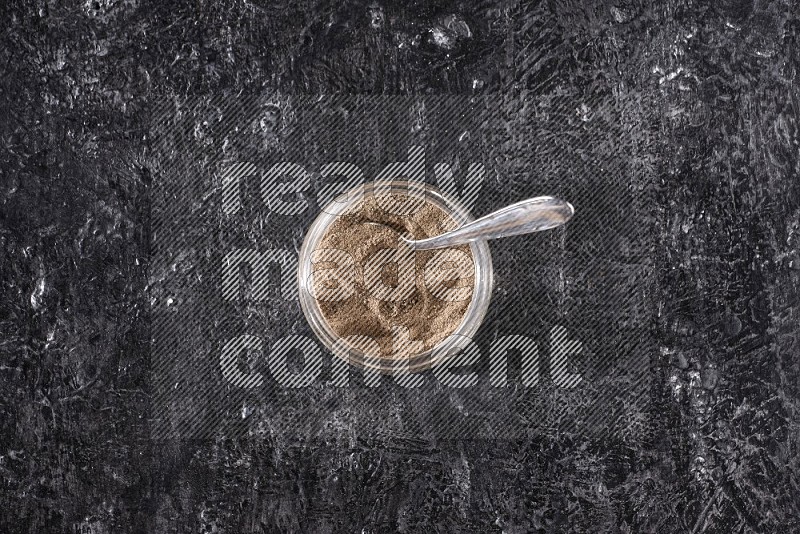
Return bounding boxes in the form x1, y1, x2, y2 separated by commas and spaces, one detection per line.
1, 0, 799, 533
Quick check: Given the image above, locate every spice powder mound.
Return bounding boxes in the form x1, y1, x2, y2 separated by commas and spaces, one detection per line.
313, 192, 475, 361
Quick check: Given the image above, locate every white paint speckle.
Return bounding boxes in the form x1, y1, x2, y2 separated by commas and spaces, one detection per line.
30, 277, 46, 310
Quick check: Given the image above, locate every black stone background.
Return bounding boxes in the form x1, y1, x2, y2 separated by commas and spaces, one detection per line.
1, 0, 799, 533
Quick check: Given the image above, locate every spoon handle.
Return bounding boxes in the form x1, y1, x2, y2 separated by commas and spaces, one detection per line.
406, 196, 575, 250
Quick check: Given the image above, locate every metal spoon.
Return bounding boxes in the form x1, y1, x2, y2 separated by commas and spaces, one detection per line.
396, 196, 575, 250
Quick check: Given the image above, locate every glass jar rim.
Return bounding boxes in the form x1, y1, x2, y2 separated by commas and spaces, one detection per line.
297, 179, 493, 373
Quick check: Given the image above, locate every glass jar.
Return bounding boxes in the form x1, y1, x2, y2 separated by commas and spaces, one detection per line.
298, 180, 493, 373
